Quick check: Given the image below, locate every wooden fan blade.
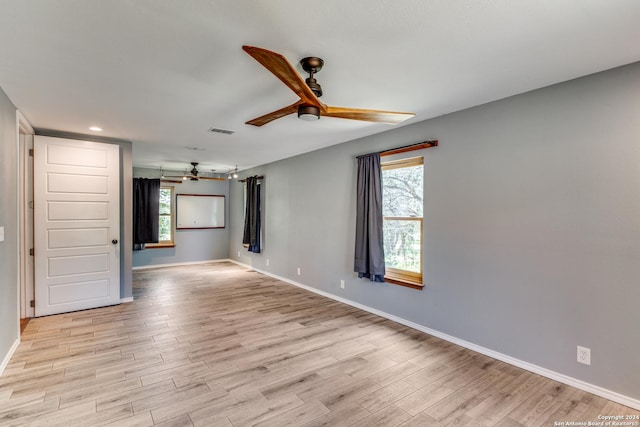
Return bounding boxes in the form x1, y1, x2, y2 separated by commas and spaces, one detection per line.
242, 46, 323, 109
322, 106, 415, 124
246, 101, 303, 127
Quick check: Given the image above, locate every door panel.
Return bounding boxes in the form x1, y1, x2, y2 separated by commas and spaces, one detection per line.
34, 136, 120, 317
48, 280, 110, 305
46, 144, 109, 167
48, 228, 109, 248
48, 254, 109, 277
48, 201, 108, 220
47, 173, 108, 194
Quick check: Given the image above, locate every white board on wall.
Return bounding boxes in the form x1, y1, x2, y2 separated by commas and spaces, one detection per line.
176, 194, 225, 229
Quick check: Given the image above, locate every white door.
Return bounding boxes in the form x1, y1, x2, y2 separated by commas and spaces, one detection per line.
34, 136, 120, 317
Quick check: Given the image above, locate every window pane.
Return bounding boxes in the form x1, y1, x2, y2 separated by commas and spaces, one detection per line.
382, 164, 423, 217
159, 188, 171, 215
158, 215, 171, 242
383, 219, 421, 272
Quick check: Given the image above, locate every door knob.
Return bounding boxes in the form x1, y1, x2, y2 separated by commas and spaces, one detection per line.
112, 239, 118, 244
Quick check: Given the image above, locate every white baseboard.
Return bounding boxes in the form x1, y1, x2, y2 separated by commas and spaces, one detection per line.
0, 338, 20, 377
229, 260, 640, 411
120, 297, 134, 303
132, 258, 232, 271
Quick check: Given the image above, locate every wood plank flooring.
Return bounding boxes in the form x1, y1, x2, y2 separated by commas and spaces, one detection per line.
1, 262, 638, 426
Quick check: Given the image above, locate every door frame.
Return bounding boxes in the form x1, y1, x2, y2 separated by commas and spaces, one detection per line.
17, 111, 35, 323
17, 128, 133, 323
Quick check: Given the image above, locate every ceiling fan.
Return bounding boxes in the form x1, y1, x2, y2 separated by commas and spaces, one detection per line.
242, 45, 415, 126
163, 162, 226, 181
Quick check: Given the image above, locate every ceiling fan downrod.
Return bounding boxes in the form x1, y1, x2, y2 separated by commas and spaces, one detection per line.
190, 162, 200, 180
300, 56, 324, 98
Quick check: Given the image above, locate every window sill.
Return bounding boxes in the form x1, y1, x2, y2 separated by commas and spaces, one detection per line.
384, 276, 424, 290
145, 243, 175, 249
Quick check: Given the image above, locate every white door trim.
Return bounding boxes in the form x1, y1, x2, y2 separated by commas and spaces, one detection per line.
17, 111, 34, 328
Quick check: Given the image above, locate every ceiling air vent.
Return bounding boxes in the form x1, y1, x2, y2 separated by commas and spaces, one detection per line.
208, 127, 235, 135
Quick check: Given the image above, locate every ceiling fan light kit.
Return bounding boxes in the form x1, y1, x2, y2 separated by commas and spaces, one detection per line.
298, 104, 320, 120
227, 165, 239, 180
242, 45, 415, 126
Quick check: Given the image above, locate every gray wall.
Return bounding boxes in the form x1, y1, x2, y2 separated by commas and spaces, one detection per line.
132, 167, 230, 267
0, 86, 18, 364
230, 62, 640, 400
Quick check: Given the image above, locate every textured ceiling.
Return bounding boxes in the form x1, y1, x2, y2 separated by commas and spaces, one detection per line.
1, 1, 639, 174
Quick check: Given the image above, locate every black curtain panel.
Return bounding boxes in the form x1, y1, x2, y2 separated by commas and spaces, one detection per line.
354, 153, 385, 282
242, 176, 261, 253
133, 178, 160, 250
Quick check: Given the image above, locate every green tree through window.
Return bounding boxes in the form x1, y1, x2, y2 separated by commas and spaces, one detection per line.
148, 186, 174, 247
382, 157, 423, 285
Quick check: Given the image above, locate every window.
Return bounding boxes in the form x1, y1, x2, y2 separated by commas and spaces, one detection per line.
147, 186, 175, 248
382, 156, 424, 288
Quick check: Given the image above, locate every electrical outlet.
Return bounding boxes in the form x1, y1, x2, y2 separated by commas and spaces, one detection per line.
577, 346, 591, 365
266, 258, 270, 267
237, 251, 240, 257
340, 280, 345, 289
297, 267, 301, 276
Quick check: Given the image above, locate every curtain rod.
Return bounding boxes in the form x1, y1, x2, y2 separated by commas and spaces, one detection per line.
134, 177, 183, 184
238, 175, 264, 183
357, 140, 438, 159
380, 140, 438, 157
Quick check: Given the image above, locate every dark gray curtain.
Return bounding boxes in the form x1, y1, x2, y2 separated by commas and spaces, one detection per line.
354, 153, 385, 282
133, 178, 160, 250
242, 176, 261, 253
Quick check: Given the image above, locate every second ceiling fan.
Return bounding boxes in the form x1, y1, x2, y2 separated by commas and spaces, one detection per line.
242, 45, 415, 127
164, 162, 226, 181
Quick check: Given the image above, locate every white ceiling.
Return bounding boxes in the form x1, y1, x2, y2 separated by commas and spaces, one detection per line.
1, 1, 639, 175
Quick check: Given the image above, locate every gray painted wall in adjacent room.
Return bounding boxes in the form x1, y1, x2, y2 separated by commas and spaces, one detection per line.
230, 62, 640, 400
132, 168, 230, 267
0, 86, 18, 366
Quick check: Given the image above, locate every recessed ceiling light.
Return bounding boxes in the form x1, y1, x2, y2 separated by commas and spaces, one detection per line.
89, 126, 102, 132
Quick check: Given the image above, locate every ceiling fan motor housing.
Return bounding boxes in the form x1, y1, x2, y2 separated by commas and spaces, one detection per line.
305, 77, 322, 97
300, 56, 324, 97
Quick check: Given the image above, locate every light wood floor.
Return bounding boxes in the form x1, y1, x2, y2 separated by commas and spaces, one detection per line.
1, 262, 638, 426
